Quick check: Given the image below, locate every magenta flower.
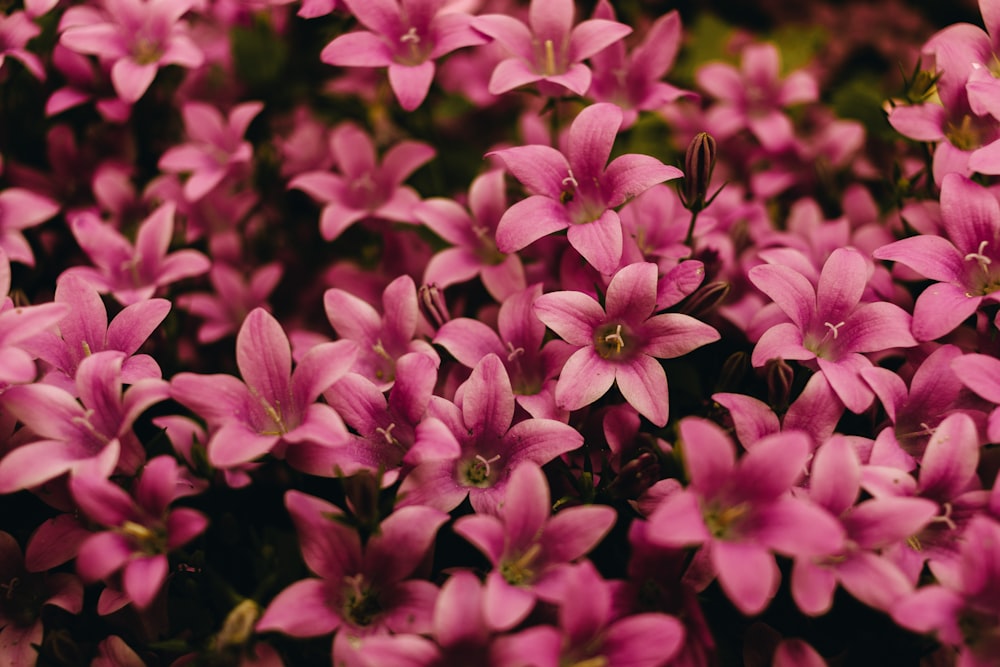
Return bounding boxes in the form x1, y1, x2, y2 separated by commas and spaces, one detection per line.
874, 173, 1000, 341
0, 350, 169, 493
0, 187, 60, 266
791, 436, 937, 617
63, 202, 211, 306
25, 273, 170, 392
69, 456, 207, 609
158, 101, 263, 202
320, 0, 485, 111
415, 169, 525, 302
58, 0, 204, 103
696, 41, 818, 152
472, 0, 632, 97
491, 103, 681, 274
492, 560, 685, 667
287, 352, 437, 482
176, 261, 283, 344
749, 247, 917, 413
398, 354, 583, 514
324, 274, 438, 391
0, 11, 45, 81
533, 262, 719, 426
587, 2, 692, 127
171, 308, 358, 468
256, 491, 447, 664
453, 462, 617, 630
434, 284, 574, 420
289, 122, 435, 241
646, 418, 845, 615
46, 43, 131, 122
891, 515, 1000, 666
0, 531, 83, 667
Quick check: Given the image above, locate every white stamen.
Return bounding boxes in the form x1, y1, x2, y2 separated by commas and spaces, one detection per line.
823, 321, 845, 339
562, 169, 578, 188
964, 240, 992, 273
474, 453, 500, 477
506, 341, 524, 362
603, 324, 624, 353
375, 423, 397, 446
400, 27, 420, 44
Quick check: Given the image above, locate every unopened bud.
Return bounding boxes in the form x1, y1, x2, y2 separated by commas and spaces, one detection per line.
677, 280, 729, 318
718, 351, 749, 391
682, 132, 717, 210
215, 599, 261, 649
608, 450, 661, 500
418, 283, 449, 329
765, 358, 794, 411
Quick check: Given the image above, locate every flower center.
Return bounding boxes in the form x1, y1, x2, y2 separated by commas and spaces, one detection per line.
499, 543, 542, 586
595, 323, 628, 360
946, 114, 985, 151
120, 520, 168, 555
342, 574, 381, 627
462, 454, 500, 487
703, 502, 749, 539
543, 39, 557, 76
397, 27, 427, 65
965, 240, 993, 274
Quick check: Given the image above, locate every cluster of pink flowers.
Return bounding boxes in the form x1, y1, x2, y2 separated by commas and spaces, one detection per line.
1, 0, 1000, 665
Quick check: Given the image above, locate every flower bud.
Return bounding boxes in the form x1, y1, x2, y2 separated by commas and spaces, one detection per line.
682, 132, 717, 210
678, 280, 729, 318
418, 282, 449, 329
608, 450, 661, 500
214, 599, 261, 650
765, 358, 794, 411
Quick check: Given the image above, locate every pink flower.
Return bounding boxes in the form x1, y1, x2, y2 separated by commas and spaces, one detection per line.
399, 354, 583, 514
0, 350, 169, 493
256, 491, 447, 665
472, 0, 632, 97
696, 41, 818, 152
0, 187, 60, 266
170, 308, 358, 468
0, 11, 45, 81
323, 274, 438, 391
289, 122, 435, 241
25, 273, 170, 392
58, 0, 204, 103
320, 0, 486, 110
453, 462, 617, 630
158, 101, 263, 202
70, 456, 207, 609
415, 169, 526, 302
874, 173, 1000, 341
646, 418, 845, 615
490, 103, 682, 274
749, 247, 917, 413
64, 202, 211, 306
434, 284, 574, 420
533, 262, 719, 426
0, 531, 83, 667
587, 2, 692, 127
176, 261, 282, 344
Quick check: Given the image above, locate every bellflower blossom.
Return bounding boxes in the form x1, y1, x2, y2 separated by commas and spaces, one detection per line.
873, 173, 1000, 341
58, 0, 204, 104
0, 11, 45, 81
472, 0, 632, 97
63, 202, 212, 306
646, 418, 845, 615
289, 122, 435, 242
490, 102, 682, 275
170, 308, 358, 469
533, 262, 720, 426
158, 101, 263, 202
69, 456, 207, 610
749, 247, 918, 413
399, 354, 583, 514
320, 0, 486, 111
452, 462, 617, 630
